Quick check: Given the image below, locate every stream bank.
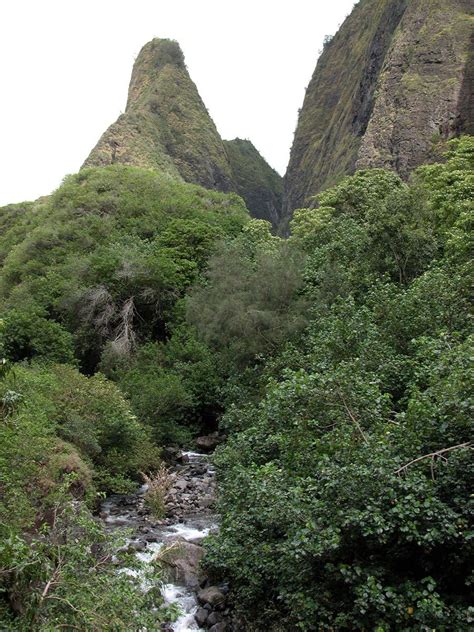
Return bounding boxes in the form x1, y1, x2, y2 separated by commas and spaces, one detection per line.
100, 447, 231, 631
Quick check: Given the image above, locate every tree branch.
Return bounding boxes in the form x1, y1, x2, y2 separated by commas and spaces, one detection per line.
395, 442, 473, 476
336, 390, 369, 444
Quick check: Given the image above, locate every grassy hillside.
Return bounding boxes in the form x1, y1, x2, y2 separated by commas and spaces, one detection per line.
0, 165, 247, 364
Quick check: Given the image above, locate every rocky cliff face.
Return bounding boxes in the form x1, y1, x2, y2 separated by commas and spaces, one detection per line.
84, 39, 234, 192
224, 139, 283, 228
283, 0, 473, 226
84, 39, 284, 226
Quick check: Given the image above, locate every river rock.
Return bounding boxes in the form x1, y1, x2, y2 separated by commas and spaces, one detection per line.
100, 448, 218, 622
209, 623, 227, 632
194, 607, 209, 626
127, 540, 146, 552
197, 586, 226, 608
207, 611, 223, 626
145, 534, 158, 543
160, 540, 205, 588
162, 446, 179, 460
200, 495, 215, 509
173, 479, 188, 492
195, 434, 220, 452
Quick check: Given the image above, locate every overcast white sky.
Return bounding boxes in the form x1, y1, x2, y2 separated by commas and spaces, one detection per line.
0, 0, 356, 206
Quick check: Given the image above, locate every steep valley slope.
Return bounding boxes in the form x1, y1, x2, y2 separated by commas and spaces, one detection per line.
283, 0, 473, 227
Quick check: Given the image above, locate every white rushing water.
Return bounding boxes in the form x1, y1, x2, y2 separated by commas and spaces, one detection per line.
180, 451, 207, 463
163, 584, 202, 631
164, 523, 212, 541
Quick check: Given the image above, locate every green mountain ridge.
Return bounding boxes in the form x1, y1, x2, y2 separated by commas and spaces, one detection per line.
224, 138, 283, 227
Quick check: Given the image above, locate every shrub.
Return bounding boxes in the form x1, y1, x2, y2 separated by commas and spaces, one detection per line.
141, 464, 171, 518
0, 489, 176, 630
0, 362, 160, 499
1, 308, 75, 364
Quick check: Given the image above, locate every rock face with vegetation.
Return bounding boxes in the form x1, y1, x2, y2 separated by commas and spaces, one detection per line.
84, 39, 284, 226
283, 0, 473, 224
83, 39, 234, 192
224, 139, 283, 228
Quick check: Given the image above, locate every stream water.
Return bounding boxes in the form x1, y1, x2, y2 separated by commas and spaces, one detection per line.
100, 451, 218, 631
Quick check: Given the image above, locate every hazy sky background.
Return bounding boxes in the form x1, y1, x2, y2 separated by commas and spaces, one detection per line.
0, 0, 356, 205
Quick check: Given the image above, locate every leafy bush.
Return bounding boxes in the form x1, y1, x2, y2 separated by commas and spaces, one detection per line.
1, 136, 472, 630
0, 363, 160, 491
1, 308, 75, 364
113, 327, 221, 443
0, 486, 176, 630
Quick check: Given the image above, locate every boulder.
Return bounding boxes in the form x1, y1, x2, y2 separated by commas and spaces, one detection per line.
194, 607, 209, 627
173, 479, 188, 492
199, 495, 215, 509
209, 623, 227, 632
145, 534, 158, 543
160, 541, 205, 588
162, 446, 180, 461
197, 586, 226, 608
127, 540, 146, 552
195, 435, 220, 452
207, 611, 223, 626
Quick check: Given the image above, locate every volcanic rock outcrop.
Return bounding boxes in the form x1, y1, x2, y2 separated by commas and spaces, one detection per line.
283, 0, 473, 227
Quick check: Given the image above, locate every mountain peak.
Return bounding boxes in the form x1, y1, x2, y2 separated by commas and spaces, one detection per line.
83, 41, 284, 226
126, 39, 186, 109
83, 38, 234, 191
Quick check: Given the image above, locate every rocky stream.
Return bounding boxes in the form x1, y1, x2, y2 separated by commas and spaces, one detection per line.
100, 444, 231, 631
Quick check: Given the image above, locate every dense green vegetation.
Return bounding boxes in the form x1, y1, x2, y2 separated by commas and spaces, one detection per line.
0, 165, 248, 627
0, 138, 472, 630
0, 356, 176, 629
196, 138, 473, 630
